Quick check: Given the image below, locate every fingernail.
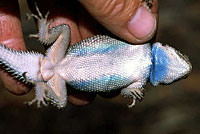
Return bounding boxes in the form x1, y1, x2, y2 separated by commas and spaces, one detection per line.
128, 6, 156, 40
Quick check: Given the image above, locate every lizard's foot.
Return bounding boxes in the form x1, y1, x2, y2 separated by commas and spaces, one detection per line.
27, 3, 54, 42
27, 2, 71, 46
26, 95, 48, 108
130, 88, 145, 101
26, 2, 50, 22
121, 85, 145, 108
128, 88, 145, 108
26, 82, 50, 108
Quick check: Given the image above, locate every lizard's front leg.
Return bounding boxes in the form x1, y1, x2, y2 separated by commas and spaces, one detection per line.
121, 82, 145, 107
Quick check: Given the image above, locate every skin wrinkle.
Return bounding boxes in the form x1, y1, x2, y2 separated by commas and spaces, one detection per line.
79, 0, 153, 43
91, 0, 124, 21
105, 1, 139, 38
79, 0, 139, 26
100, 0, 116, 17
1, 38, 25, 50
0, 15, 25, 49
0, 16, 7, 35
1, 38, 21, 45
0, 17, 17, 38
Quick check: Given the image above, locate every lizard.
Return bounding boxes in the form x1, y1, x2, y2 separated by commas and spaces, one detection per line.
0, 5, 192, 108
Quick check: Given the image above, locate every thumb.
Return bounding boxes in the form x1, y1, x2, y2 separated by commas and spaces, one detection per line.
79, 0, 158, 44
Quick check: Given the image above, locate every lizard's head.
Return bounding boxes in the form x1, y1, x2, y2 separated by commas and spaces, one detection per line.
150, 42, 192, 86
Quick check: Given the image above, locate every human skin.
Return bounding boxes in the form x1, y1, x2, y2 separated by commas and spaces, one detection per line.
0, 0, 158, 106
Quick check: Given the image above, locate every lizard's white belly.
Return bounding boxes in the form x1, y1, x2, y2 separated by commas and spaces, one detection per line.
59, 43, 152, 92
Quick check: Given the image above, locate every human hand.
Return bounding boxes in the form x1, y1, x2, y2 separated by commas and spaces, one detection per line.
0, 0, 158, 106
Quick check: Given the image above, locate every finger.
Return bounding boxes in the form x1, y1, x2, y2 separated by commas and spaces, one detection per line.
28, 0, 96, 106
77, 7, 104, 39
79, 0, 158, 44
0, 0, 30, 95
68, 90, 96, 106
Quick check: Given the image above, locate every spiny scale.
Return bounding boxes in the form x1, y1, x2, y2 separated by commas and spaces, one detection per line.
0, 44, 44, 84
0, 58, 30, 85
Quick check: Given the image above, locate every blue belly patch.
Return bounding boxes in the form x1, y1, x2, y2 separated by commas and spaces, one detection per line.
150, 43, 169, 86
69, 74, 130, 92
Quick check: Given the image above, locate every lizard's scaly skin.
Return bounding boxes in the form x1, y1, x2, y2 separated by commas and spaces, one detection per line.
0, 6, 192, 108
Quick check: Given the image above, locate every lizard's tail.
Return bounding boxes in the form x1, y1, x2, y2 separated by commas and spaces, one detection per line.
0, 44, 44, 83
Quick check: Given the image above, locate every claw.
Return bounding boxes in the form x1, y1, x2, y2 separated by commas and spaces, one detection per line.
27, 2, 50, 21
34, 2, 43, 19
127, 88, 145, 108
45, 11, 50, 20
46, 19, 54, 27
26, 13, 40, 20
128, 97, 136, 108
130, 88, 145, 101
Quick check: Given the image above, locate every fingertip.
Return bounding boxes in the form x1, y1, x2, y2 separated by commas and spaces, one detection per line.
128, 6, 157, 42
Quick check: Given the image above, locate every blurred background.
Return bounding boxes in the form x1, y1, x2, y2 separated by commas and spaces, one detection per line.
0, 0, 199, 134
